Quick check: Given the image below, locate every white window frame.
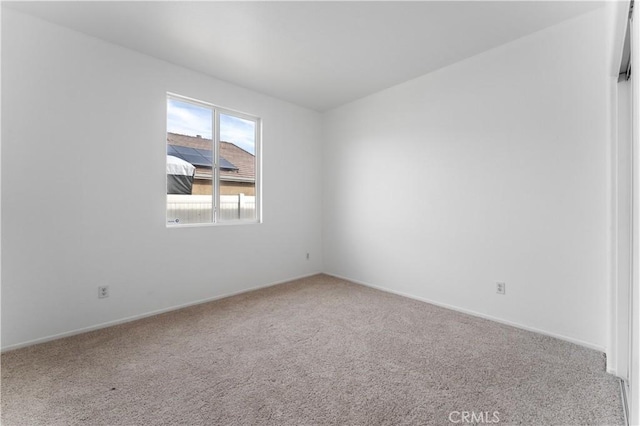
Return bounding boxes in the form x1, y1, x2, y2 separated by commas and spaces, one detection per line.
166, 93, 262, 227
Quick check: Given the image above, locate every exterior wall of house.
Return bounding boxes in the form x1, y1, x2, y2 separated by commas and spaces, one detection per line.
192, 179, 255, 196
220, 182, 255, 196
192, 180, 212, 195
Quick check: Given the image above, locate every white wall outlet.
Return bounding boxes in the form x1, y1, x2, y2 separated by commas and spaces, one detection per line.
98, 285, 109, 299
496, 282, 506, 295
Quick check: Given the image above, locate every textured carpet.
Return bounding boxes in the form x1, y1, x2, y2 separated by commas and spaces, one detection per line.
1, 274, 624, 425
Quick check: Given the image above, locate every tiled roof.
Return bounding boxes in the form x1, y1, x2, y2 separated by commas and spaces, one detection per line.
219, 142, 255, 181
167, 133, 255, 181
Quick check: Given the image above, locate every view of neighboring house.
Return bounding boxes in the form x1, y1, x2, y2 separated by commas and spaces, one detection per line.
167, 132, 255, 196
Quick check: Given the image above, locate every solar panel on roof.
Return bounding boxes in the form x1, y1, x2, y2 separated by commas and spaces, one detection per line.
173, 146, 200, 156
180, 154, 211, 167
168, 144, 237, 170
219, 157, 238, 171
195, 148, 213, 159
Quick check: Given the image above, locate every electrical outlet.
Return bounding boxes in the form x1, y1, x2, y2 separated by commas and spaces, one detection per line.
496, 282, 506, 295
98, 286, 109, 299
306, 252, 310, 260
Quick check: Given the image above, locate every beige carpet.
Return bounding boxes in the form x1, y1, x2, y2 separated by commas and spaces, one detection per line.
1, 274, 625, 425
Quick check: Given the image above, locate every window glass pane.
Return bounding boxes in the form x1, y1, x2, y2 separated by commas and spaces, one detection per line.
219, 113, 257, 221
166, 98, 213, 225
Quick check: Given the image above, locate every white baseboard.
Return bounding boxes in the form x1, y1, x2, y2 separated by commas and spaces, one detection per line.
325, 273, 606, 353
1, 272, 322, 353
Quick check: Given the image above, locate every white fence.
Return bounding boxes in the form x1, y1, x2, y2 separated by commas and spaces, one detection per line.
167, 194, 256, 224
220, 194, 256, 221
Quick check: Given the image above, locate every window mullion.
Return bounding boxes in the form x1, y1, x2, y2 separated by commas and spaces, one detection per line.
213, 108, 220, 223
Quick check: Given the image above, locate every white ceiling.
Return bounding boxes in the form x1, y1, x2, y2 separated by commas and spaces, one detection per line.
5, 1, 604, 112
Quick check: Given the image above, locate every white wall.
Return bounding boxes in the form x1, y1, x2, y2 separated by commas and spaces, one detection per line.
323, 9, 613, 350
1, 8, 323, 350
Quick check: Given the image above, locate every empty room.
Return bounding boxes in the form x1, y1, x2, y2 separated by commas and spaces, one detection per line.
2, 1, 639, 425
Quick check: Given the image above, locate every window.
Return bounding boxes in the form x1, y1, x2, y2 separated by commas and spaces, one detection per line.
166, 94, 261, 225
